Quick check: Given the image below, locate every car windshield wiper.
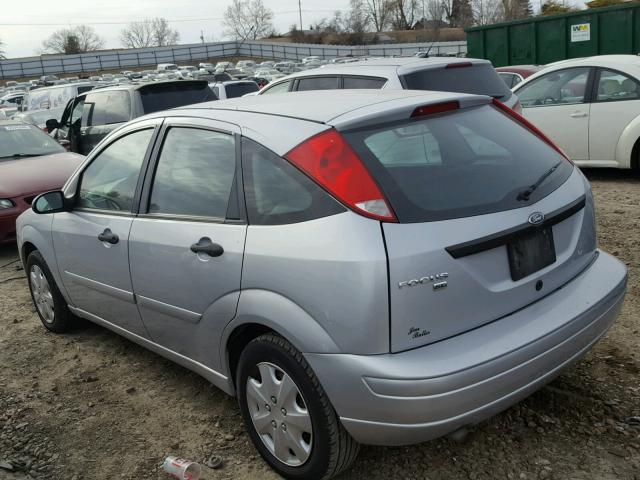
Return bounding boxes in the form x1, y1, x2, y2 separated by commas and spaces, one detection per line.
517, 161, 563, 202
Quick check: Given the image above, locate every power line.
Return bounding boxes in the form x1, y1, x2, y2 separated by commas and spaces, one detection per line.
0, 9, 347, 27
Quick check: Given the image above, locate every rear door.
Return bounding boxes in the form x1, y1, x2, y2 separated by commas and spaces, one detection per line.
344, 103, 595, 352
516, 67, 593, 161
128, 118, 246, 363
80, 90, 131, 154
53, 120, 161, 337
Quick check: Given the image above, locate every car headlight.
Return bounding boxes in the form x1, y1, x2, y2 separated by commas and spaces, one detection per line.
0, 199, 15, 209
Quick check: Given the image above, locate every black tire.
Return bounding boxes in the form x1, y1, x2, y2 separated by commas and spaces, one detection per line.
26, 250, 76, 333
236, 333, 359, 480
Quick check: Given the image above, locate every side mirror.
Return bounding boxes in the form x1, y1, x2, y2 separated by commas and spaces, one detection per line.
46, 119, 59, 132
32, 191, 68, 214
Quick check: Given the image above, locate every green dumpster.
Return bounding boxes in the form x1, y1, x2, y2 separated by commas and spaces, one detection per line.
466, 3, 640, 67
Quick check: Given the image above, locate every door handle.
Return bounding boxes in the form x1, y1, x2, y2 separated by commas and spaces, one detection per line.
570, 112, 588, 118
190, 237, 224, 257
98, 228, 119, 245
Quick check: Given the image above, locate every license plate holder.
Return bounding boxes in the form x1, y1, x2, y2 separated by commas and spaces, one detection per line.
507, 227, 556, 281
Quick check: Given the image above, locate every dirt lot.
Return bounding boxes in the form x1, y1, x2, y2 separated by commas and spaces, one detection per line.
0, 169, 639, 480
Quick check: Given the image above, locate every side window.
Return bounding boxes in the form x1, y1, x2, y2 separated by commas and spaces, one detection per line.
148, 128, 236, 219
78, 128, 154, 212
70, 97, 85, 125
82, 92, 108, 127
82, 91, 130, 126
296, 77, 339, 91
498, 73, 515, 88
518, 68, 590, 107
343, 76, 386, 89
242, 137, 345, 225
596, 69, 640, 102
262, 80, 292, 95
104, 91, 131, 124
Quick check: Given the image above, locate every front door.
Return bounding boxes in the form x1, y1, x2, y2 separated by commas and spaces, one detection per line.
53, 122, 160, 337
129, 119, 246, 365
517, 67, 592, 161
589, 68, 640, 163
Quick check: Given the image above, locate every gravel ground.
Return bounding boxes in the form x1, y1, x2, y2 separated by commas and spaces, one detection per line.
0, 168, 639, 480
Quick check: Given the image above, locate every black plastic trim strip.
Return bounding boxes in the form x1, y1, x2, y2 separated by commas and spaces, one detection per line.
446, 195, 586, 259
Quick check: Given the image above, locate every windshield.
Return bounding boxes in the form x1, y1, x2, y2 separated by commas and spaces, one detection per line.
344, 104, 572, 222
401, 64, 512, 100
0, 124, 65, 159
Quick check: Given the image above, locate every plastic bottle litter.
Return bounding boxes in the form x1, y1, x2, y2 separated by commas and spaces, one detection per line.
163, 456, 202, 480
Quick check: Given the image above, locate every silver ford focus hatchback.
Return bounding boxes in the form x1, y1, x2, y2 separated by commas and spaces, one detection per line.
17, 90, 627, 479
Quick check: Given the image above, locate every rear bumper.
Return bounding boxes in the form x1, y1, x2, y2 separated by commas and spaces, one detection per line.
305, 250, 627, 446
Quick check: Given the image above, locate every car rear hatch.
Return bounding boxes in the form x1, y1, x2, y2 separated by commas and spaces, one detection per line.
399, 60, 518, 109
138, 80, 217, 114
333, 98, 596, 352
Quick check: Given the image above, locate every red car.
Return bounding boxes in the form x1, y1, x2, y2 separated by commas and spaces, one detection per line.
496, 65, 544, 88
0, 120, 83, 243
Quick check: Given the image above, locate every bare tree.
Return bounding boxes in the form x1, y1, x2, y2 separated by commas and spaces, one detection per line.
390, 0, 419, 30
222, 0, 274, 40
472, 0, 502, 25
443, 0, 474, 27
0, 38, 5, 60
120, 18, 180, 48
41, 25, 105, 54
425, 0, 445, 23
363, 0, 393, 32
345, 0, 371, 33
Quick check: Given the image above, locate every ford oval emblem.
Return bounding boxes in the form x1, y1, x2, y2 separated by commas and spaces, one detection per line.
528, 212, 545, 225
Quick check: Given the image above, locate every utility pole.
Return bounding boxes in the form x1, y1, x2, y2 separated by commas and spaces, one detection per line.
298, 0, 303, 30
200, 30, 205, 43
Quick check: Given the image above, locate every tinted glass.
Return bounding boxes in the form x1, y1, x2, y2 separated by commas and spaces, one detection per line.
518, 68, 589, 107
78, 129, 153, 211
139, 82, 217, 114
226, 82, 259, 98
262, 81, 292, 94
82, 91, 108, 126
402, 64, 512, 100
596, 69, 640, 102
242, 137, 345, 225
297, 77, 339, 91
344, 104, 573, 223
149, 128, 236, 218
0, 124, 65, 159
498, 72, 515, 88
103, 91, 131, 124
343, 76, 386, 89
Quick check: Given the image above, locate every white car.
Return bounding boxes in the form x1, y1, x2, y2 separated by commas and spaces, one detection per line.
256, 57, 520, 112
513, 55, 640, 169
254, 69, 286, 82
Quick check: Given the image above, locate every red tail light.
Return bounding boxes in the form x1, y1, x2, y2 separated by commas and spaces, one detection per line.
412, 101, 459, 117
492, 98, 572, 162
284, 129, 397, 222
445, 62, 472, 69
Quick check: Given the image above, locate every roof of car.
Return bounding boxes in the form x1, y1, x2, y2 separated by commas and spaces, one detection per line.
546, 54, 640, 69
262, 57, 490, 83
178, 89, 487, 125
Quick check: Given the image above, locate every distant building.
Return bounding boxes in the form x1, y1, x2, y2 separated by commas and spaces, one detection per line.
412, 18, 448, 30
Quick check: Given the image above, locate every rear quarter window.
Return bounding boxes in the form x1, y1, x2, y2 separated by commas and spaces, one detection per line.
242, 137, 346, 225
345, 104, 573, 223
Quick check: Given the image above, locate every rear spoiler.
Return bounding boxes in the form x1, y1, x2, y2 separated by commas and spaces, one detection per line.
329, 93, 491, 132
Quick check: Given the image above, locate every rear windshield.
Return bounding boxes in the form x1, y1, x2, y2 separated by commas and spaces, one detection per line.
401, 64, 512, 100
226, 82, 259, 98
139, 82, 216, 114
344, 104, 573, 223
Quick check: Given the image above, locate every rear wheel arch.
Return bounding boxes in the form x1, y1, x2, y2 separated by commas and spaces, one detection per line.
226, 322, 274, 390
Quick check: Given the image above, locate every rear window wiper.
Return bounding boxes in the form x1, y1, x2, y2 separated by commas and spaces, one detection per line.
517, 161, 562, 202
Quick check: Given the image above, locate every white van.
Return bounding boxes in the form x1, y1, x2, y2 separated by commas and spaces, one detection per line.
22, 83, 94, 112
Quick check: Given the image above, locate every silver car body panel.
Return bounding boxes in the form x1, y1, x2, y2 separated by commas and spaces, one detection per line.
305, 250, 626, 445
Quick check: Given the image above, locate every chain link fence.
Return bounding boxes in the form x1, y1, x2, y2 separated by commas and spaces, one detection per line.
0, 40, 467, 80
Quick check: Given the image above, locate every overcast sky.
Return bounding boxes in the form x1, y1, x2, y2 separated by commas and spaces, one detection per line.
0, 0, 350, 58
